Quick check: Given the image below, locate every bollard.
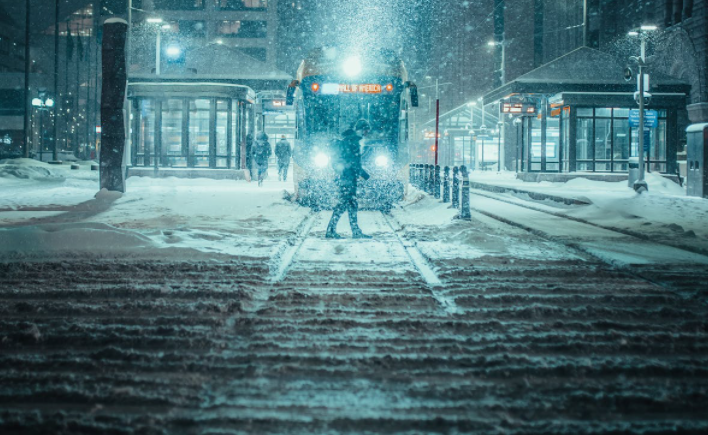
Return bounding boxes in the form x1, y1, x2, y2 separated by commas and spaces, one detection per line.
452, 166, 460, 208
409, 164, 414, 187
434, 165, 441, 199
417, 164, 424, 189
427, 165, 434, 195
422, 164, 429, 192
443, 166, 450, 203
459, 165, 471, 220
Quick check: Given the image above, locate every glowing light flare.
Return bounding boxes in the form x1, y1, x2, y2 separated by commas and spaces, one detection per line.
342, 56, 362, 77
313, 153, 330, 168
311, 83, 320, 92
385, 84, 394, 92
375, 155, 389, 167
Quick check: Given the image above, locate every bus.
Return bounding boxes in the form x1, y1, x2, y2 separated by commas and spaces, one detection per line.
285, 47, 418, 210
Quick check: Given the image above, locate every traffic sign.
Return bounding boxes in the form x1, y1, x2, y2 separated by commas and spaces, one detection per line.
629, 109, 658, 128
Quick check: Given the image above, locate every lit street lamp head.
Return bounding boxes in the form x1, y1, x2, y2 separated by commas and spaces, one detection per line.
165, 44, 182, 58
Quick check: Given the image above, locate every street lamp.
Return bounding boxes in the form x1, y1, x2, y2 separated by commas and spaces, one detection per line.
487, 39, 508, 87
32, 93, 55, 162
628, 24, 657, 193
145, 18, 170, 75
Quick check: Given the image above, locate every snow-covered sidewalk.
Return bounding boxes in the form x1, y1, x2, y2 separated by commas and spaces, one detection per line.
466, 171, 708, 253
0, 158, 309, 261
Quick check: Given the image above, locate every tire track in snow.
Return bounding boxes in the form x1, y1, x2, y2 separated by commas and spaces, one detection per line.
268, 211, 318, 284
381, 212, 457, 314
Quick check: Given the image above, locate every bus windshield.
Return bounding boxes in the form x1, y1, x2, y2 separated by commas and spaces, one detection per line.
306, 94, 399, 142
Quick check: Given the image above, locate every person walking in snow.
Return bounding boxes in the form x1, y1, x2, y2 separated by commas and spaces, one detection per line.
275, 135, 292, 182
253, 132, 272, 187
325, 119, 371, 239
244, 132, 254, 180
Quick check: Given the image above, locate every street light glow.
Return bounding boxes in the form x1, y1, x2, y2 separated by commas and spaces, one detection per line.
640, 25, 658, 31
45, 98, 54, 108
165, 44, 182, 58
31, 98, 42, 107
488, 40, 496, 47
161, 24, 171, 30
628, 31, 639, 36
147, 18, 163, 23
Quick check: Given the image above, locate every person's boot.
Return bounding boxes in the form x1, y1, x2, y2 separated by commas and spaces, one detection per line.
325, 214, 343, 239
351, 228, 372, 239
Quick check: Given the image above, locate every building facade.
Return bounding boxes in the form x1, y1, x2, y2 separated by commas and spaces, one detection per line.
133, 0, 277, 67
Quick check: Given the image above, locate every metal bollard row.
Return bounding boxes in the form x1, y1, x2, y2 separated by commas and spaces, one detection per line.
451, 166, 459, 208
458, 165, 471, 220
434, 165, 441, 199
442, 166, 450, 203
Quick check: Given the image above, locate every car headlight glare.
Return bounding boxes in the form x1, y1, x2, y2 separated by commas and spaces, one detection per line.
375, 155, 389, 167
314, 153, 330, 168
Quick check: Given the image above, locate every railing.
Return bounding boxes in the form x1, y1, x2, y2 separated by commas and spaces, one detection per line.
410, 163, 471, 221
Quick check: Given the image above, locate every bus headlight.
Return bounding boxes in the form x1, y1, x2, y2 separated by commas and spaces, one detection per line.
375, 155, 390, 167
314, 153, 330, 168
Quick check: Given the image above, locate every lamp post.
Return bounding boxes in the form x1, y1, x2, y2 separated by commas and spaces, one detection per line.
146, 18, 169, 75
628, 25, 657, 193
487, 40, 507, 87
32, 93, 55, 162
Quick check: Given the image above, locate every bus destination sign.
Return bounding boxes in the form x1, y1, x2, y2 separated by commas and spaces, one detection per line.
339, 84, 382, 94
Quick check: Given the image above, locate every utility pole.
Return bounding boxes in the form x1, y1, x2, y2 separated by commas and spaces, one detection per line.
629, 26, 657, 193
23, 0, 31, 158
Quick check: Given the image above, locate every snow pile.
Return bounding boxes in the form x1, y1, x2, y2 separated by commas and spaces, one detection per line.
0, 158, 66, 181
0, 223, 154, 254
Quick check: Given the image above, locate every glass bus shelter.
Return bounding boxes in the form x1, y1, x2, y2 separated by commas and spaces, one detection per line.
127, 81, 256, 170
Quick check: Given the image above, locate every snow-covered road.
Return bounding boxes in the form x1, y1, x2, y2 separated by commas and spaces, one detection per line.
1, 159, 708, 433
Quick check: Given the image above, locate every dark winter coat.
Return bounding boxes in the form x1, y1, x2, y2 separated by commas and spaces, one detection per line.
331, 129, 369, 184
253, 139, 272, 167
275, 139, 291, 162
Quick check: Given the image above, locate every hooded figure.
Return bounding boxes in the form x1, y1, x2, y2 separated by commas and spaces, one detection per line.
325, 119, 372, 239
253, 132, 272, 186
275, 135, 292, 181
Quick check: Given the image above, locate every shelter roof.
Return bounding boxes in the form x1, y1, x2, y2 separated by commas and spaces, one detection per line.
484, 46, 690, 103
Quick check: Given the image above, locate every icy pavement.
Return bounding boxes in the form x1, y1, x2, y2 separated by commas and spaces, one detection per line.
1, 159, 708, 433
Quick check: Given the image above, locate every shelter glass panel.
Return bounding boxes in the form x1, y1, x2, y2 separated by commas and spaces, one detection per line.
216, 100, 229, 168
139, 99, 156, 166
576, 117, 593, 171
594, 117, 612, 171
190, 99, 210, 167
163, 99, 186, 167
546, 116, 560, 171
613, 118, 630, 172
529, 116, 542, 171
651, 119, 667, 173
232, 100, 241, 168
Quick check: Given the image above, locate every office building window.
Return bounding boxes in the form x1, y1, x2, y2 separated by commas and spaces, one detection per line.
154, 0, 204, 10
216, 0, 267, 10
216, 20, 267, 38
